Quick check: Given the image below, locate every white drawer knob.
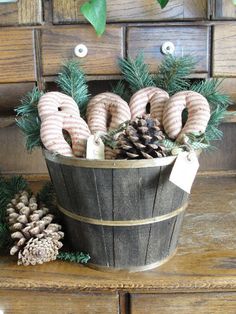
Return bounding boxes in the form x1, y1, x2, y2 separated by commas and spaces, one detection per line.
161, 41, 175, 55
74, 44, 88, 58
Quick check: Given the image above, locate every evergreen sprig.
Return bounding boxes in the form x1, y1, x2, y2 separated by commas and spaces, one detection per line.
111, 80, 131, 102
0, 176, 29, 249
57, 251, 90, 264
56, 60, 90, 117
15, 87, 43, 152
118, 54, 155, 93
154, 55, 196, 95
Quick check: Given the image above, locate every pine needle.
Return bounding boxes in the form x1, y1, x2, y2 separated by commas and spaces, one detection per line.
154, 55, 196, 95
111, 80, 131, 102
118, 54, 155, 93
56, 59, 90, 117
57, 251, 90, 264
15, 87, 43, 152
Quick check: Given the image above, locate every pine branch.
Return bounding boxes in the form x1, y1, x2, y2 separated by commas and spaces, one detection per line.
56, 59, 90, 117
57, 251, 90, 264
15, 87, 43, 152
154, 55, 196, 95
111, 80, 131, 102
118, 54, 155, 93
101, 120, 130, 149
37, 182, 55, 207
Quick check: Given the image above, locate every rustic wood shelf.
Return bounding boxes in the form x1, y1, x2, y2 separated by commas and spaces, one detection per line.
1, 175, 236, 313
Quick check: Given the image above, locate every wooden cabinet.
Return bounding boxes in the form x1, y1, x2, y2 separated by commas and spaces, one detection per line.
0, 290, 119, 314
0, 0, 42, 25
213, 0, 236, 19
0, 29, 36, 83
213, 24, 236, 77
52, 0, 208, 24
130, 293, 236, 314
42, 26, 124, 76
127, 26, 210, 74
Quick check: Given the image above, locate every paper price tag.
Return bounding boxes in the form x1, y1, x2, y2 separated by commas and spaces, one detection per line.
86, 135, 105, 160
169, 152, 199, 194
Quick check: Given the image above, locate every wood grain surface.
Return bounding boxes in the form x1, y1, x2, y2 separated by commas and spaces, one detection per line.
0, 82, 35, 114
131, 292, 236, 313
0, 0, 42, 26
42, 26, 124, 76
127, 26, 209, 73
0, 28, 36, 83
0, 175, 236, 293
52, 0, 207, 23
0, 124, 47, 174
0, 290, 119, 314
213, 24, 236, 77
213, 0, 236, 19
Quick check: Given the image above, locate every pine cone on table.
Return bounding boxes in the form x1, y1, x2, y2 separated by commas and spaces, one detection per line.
115, 115, 168, 159
6, 190, 64, 265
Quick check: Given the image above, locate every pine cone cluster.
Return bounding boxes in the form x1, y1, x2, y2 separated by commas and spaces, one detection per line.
115, 115, 168, 159
6, 190, 63, 266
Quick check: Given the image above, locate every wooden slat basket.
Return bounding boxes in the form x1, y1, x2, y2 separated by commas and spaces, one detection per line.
44, 150, 189, 272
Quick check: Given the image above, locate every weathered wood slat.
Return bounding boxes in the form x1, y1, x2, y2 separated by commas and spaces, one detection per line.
45, 152, 189, 269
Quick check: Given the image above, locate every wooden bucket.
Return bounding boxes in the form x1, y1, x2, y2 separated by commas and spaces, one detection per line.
44, 150, 189, 272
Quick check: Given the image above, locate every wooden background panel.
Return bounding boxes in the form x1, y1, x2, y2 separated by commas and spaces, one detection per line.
213, 24, 236, 77
214, 0, 236, 19
52, 0, 207, 23
42, 26, 124, 76
0, 124, 47, 174
0, 0, 42, 25
0, 82, 35, 114
0, 290, 119, 314
200, 123, 236, 171
127, 26, 209, 73
0, 29, 36, 83
131, 292, 236, 314
218, 78, 236, 104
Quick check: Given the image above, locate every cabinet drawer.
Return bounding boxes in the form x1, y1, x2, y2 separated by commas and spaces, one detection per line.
131, 293, 236, 314
0, 29, 36, 83
127, 27, 209, 74
52, 0, 207, 23
42, 26, 124, 76
0, 83, 35, 114
0, 0, 42, 25
213, 0, 236, 19
213, 25, 236, 77
0, 290, 119, 314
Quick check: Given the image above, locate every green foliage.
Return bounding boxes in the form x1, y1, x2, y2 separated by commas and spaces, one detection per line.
118, 54, 155, 93
154, 55, 196, 95
37, 182, 56, 207
15, 87, 43, 152
57, 251, 91, 264
80, 0, 106, 36
101, 120, 129, 149
191, 79, 232, 142
0, 176, 29, 250
157, 0, 169, 9
56, 60, 90, 117
111, 80, 131, 102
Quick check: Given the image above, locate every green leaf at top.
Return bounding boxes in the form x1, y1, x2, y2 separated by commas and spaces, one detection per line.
80, 0, 106, 36
157, 0, 169, 9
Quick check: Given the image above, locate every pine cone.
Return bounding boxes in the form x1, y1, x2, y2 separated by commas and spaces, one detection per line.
18, 235, 63, 266
115, 115, 167, 159
6, 190, 64, 265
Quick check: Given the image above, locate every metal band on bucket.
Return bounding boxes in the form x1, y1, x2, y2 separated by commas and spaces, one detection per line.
57, 203, 187, 227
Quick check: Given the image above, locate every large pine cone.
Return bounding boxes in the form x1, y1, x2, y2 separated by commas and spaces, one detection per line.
115, 115, 168, 159
6, 190, 64, 265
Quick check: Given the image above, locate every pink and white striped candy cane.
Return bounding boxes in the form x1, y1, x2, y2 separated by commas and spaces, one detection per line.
38, 91, 90, 157
163, 91, 210, 140
40, 112, 91, 157
129, 87, 169, 124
